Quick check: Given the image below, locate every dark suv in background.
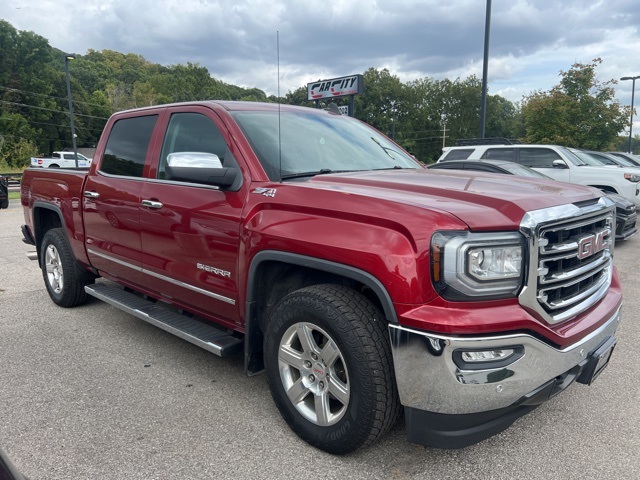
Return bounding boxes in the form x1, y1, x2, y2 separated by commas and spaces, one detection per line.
1, 174, 9, 209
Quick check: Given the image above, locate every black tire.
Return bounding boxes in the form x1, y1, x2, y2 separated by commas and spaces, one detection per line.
40, 228, 91, 307
264, 284, 401, 454
49, 164, 60, 168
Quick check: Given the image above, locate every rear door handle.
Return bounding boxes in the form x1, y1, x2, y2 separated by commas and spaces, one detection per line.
83, 191, 100, 198
141, 199, 163, 209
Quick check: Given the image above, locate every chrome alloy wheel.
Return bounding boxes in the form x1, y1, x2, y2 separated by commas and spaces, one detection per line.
278, 322, 350, 426
45, 244, 64, 294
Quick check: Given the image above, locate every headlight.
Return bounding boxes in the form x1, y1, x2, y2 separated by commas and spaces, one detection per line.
624, 173, 640, 182
431, 231, 525, 300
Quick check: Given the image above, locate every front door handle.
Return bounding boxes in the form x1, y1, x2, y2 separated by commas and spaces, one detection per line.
141, 199, 163, 209
83, 191, 100, 198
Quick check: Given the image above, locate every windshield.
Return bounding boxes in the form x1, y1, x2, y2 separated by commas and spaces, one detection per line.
609, 152, 640, 166
586, 152, 621, 166
569, 149, 616, 166
557, 146, 586, 165
231, 111, 421, 180
607, 155, 634, 166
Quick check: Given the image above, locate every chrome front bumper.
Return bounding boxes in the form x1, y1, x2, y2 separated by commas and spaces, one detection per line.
389, 306, 621, 415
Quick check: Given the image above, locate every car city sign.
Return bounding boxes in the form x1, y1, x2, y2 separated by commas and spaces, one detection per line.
307, 74, 364, 100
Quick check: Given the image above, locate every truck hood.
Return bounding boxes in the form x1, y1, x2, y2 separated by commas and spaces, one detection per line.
307, 169, 601, 230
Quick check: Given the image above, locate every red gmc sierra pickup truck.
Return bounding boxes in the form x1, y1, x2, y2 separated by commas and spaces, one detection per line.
21, 101, 622, 454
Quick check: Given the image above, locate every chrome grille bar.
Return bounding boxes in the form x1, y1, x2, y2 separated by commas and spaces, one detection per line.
539, 251, 611, 285
519, 197, 615, 325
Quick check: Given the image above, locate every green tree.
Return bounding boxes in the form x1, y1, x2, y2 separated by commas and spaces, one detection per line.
614, 134, 640, 154
485, 95, 522, 139
0, 112, 38, 168
284, 86, 313, 106
522, 58, 629, 149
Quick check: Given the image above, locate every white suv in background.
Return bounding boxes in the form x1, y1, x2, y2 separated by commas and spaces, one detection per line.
438, 144, 640, 207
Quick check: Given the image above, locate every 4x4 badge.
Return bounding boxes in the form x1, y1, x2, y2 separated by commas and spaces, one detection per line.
253, 187, 277, 198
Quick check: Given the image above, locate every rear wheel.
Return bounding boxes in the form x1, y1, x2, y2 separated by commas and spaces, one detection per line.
41, 228, 91, 307
264, 284, 401, 454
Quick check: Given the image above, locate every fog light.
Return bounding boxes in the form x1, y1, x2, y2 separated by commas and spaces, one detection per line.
453, 346, 524, 370
461, 349, 514, 362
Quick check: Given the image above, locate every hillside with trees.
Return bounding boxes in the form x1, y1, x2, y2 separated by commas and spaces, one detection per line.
0, 20, 273, 170
0, 19, 635, 170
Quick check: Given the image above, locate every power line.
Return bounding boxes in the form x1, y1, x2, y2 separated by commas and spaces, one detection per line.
0, 85, 110, 110
0, 116, 104, 132
0, 100, 109, 119
396, 128, 448, 135
0, 132, 72, 143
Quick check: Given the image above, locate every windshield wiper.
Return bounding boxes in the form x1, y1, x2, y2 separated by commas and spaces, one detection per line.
370, 136, 405, 159
280, 169, 358, 180
372, 165, 412, 171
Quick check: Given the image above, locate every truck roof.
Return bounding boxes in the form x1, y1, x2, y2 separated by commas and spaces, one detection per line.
115, 100, 332, 115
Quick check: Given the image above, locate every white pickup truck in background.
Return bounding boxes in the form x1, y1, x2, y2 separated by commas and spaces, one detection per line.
30, 151, 91, 168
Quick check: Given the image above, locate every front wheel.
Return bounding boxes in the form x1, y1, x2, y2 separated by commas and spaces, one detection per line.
41, 228, 92, 307
264, 284, 401, 454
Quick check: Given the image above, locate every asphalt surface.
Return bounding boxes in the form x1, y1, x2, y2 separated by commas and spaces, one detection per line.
1, 199, 639, 480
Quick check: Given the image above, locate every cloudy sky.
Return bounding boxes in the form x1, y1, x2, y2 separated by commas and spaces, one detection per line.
2, 0, 639, 122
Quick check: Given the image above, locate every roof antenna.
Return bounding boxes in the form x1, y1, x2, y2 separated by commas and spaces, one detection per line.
277, 31, 282, 183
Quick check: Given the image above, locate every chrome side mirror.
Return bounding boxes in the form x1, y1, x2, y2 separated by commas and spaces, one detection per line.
165, 152, 240, 189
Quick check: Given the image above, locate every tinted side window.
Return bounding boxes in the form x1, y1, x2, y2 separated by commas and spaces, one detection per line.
100, 115, 157, 177
158, 113, 227, 179
482, 148, 515, 161
442, 149, 474, 161
518, 148, 561, 168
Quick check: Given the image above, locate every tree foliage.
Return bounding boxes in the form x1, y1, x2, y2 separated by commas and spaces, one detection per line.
522, 59, 629, 149
0, 20, 270, 169
614, 134, 640, 154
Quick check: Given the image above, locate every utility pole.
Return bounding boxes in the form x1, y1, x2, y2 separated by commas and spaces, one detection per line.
621, 75, 639, 153
442, 122, 447, 149
479, 0, 492, 138
64, 53, 79, 168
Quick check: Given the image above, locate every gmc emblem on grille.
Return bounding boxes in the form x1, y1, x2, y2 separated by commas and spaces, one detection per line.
577, 231, 607, 259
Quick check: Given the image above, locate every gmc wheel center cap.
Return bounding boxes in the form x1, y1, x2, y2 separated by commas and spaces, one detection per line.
312, 363, 327, 379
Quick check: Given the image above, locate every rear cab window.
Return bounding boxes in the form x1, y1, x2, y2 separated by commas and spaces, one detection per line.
100, 115, 158, 177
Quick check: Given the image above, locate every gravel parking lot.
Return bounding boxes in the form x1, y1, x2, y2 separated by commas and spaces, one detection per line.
1, 198, 639, 480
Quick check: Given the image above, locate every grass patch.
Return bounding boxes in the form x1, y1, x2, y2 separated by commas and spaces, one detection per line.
8, 192, 20, 200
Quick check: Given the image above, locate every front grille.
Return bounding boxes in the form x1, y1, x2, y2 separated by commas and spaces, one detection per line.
520, 199, 614, 325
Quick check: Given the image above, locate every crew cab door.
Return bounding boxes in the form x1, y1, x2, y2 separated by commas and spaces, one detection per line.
138, 107, 247, 329
83, 112, 162, 287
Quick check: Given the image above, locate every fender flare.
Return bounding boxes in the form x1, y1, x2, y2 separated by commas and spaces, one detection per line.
245, 250, 398, 323
32, 201, 65, 257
